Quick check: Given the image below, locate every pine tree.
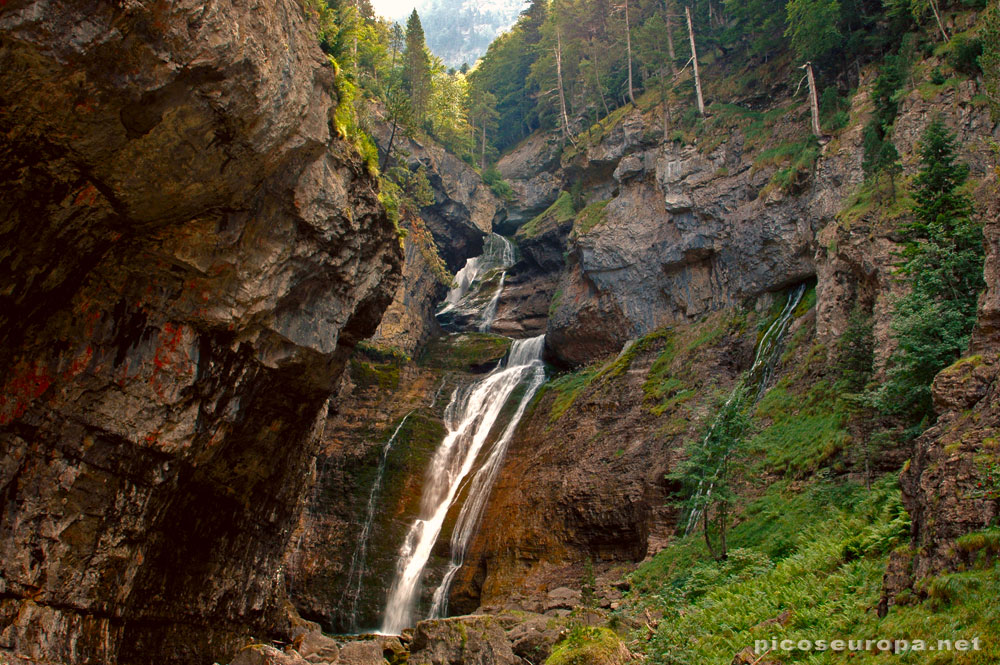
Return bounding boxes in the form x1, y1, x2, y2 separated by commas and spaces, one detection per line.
403, 10, 432, 122
874, 119, 984, 425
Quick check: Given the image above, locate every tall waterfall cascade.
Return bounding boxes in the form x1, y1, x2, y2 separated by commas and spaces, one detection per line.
380, 334, 547, 635
683, 284, 807, 536
437, 233, 515, 332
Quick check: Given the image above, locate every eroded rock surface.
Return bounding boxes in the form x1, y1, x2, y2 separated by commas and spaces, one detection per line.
0, 1, 401, 663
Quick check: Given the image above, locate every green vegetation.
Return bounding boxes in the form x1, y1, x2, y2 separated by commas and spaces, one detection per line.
870, 119, 984, 426
350, 357, 401, 391
419, 333, 512, 371
670, 384, 753, 559
631, 478, 921, 665
517, 191, 577, 239
751, 379, 850, 476
572, 199, 610, 237
545, 625, 628, 665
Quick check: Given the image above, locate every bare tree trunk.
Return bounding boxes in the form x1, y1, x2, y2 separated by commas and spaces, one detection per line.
719, 501, 728, 560
591, 39, 611, 118
481, 123, 487, 170
702, 506, 717, 560
556, 27, 577, 146
352, 0, 358, 63
805, 61, 821, 136
928, 0, 950, 43
625, 0, 635, 105
382, 116, 398, 171
686, 6, 705, 116
661, 65, 671, 140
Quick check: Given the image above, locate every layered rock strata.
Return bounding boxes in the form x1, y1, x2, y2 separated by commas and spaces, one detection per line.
0, 1, 401, 662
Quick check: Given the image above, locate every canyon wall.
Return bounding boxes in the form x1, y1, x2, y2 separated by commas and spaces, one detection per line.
0, 0, 401, 663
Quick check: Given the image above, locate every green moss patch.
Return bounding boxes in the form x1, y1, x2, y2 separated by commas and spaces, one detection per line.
420, 333, 512, 372
517, 191, 576, 239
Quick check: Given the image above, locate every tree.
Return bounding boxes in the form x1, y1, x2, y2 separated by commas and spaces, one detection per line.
785, 0, 842, 64
873, 119, 984, 425
671, 385, 751, 560
403, 10, 433, 122
469, 91, 499, 169
623, 0, 636, 105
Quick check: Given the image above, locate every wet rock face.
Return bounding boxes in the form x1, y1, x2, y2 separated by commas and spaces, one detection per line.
0, 1, 402, 663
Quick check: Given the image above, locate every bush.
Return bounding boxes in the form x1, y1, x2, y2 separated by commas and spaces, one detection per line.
949, 36, 983, 76
482, 165, 514, 202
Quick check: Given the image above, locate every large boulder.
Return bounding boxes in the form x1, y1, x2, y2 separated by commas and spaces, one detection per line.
409, 616, 520, 665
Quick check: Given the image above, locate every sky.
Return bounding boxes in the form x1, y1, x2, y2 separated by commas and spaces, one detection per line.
370, 0, 419, 19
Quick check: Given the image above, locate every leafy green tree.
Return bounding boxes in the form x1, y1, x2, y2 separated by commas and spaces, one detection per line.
723, 0, 787, 57
403, 10, 433, 122
469, 90, 499, 168
873, 119, 984, 425
671, 385, 752, 560
785, 0, 842, 63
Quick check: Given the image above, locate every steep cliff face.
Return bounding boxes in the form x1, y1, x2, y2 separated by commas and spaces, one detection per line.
496, 75, 997, 368
370, 119, 499, 272
365, 118, 500, 351
0, 1, 401, 663
447, 55, 999, 612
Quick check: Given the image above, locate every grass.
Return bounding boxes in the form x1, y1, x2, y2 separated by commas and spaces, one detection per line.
749, 379, 851, 477
350, 357, 401, 391
754, 137, 820, 196
544, 368, 600, 422
629, 477, 914, 665
573, 199, 611, 237
419, 333, 512, 371
518, 191, 576, 239
837, 176, 914, 230
546, 625, 629, 665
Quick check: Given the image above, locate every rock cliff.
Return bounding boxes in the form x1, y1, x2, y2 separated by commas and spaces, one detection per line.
0, 1, 401, 663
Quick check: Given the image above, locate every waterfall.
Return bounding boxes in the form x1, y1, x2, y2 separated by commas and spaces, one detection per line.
682, 285, 806, 536
437, 233, 515, 330
380, 335, 546, 635
340, 412, 414, 630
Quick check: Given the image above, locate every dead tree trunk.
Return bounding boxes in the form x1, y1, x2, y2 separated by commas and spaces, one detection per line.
686, 6, 705, 116
805, 61, 821, 136
556, 27, 577, 146
625, 0, 636, 105
928, 0, 950, 43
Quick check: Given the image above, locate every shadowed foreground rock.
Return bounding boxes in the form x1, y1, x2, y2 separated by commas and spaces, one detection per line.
0, 0, 401, 663
409, 616, 520, 665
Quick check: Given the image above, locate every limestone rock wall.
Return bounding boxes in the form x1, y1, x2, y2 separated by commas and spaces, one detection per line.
0, 1, 401, 663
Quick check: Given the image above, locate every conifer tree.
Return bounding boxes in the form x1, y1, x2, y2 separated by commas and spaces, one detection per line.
874, 119, 984, 425
403, 10, 432, 122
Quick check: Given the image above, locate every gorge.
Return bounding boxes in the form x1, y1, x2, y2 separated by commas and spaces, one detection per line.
2, 0, 999, 664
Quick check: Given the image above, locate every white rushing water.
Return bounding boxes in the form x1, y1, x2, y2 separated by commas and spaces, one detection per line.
340, 412, 414, 630
380, 335, 546, 635
682, 284, 807, 536
438, 233, 515, 331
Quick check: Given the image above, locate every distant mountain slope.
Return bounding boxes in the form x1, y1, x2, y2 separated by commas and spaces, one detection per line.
388, 0, 528, 68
